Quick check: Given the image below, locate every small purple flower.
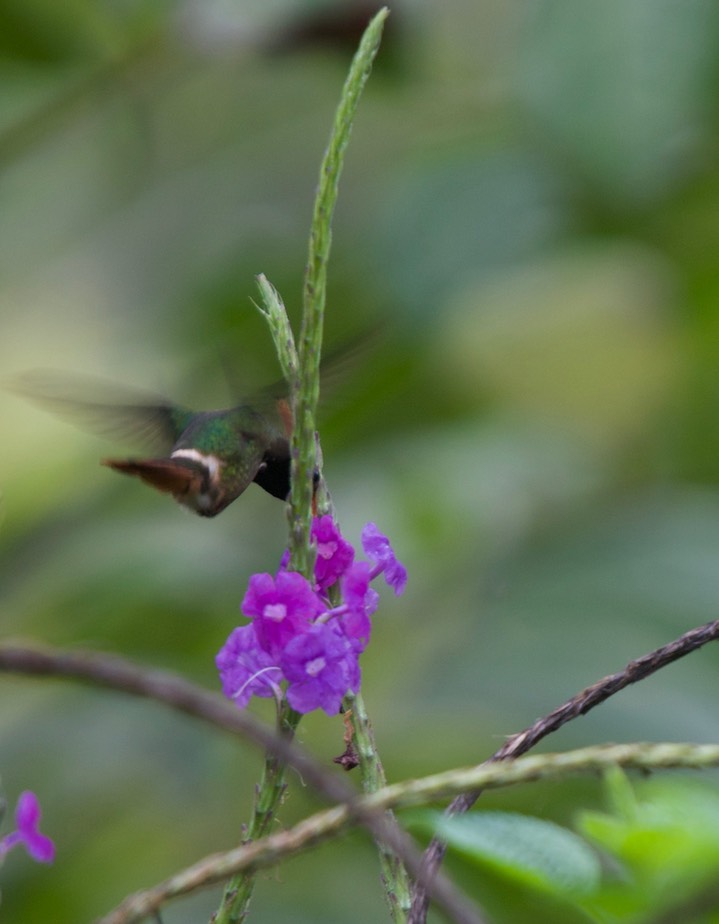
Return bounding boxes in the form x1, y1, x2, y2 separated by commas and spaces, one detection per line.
242, 571, 324, 659
282, 624, 360, 715
340, 608, 372, 654
216, 625, 281, 708
361, 523, 407, 595
311, 515, 355, 592
343, 561, 379, 616
339, 561, 376, 651
0, 792, 54, 864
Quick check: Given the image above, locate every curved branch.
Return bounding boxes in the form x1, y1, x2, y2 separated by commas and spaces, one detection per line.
0, 642, 484, 924
410, 616, 719, 923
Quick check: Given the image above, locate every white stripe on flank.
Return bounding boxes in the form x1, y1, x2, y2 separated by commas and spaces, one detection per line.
171, 448, 222, 479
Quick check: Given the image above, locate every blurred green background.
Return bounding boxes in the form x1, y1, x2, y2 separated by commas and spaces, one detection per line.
2, 0, 719, 921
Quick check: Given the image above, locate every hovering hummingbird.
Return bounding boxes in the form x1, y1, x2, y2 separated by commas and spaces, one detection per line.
10, 371, 297, 517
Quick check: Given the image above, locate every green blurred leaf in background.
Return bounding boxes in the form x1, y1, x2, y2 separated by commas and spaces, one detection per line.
4, 0, 719, 921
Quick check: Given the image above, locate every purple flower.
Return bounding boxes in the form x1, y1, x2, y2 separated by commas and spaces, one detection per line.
242, 571, 324, 659
339, 561, 376, 651
343, 561, 379, 616
361, 523, 407, 595
311, 515, 355, 592
282, 624, 360, 715
216, 625, 281, 708
0, 792, 54, 864
218, 520, 407, 715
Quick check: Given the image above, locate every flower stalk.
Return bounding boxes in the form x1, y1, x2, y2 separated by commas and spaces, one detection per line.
214, 10, 392, 923
290, 7, 390, 575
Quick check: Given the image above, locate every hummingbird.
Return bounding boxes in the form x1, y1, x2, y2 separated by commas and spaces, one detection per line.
10, 371, 297, 517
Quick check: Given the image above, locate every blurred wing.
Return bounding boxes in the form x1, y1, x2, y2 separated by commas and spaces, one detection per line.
8, 370, 194, 453
240, 330, 378, 419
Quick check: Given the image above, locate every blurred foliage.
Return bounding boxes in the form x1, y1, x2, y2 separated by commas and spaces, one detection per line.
2, 0, 719, 921
411, 771, 719, 923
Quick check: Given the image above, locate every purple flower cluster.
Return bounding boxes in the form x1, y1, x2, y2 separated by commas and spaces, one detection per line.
0, 791, 54, 865
217, 517, 406, 716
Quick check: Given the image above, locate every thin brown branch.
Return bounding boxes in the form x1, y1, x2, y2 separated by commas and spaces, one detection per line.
0, 642, 485, 924
0, 642, 306, 768
409, 617, 719, 924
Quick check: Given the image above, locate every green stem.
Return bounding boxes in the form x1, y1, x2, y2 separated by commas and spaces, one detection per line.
213, 705, 302, 924
345, 690, 412, 922
214, 10, 390, 922
290, 7, 390, 575
254, 274, 299, 388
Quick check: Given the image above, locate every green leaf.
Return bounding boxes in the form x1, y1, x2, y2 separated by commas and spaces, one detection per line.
579, 774, 719, 881
421, 810, 601, 898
